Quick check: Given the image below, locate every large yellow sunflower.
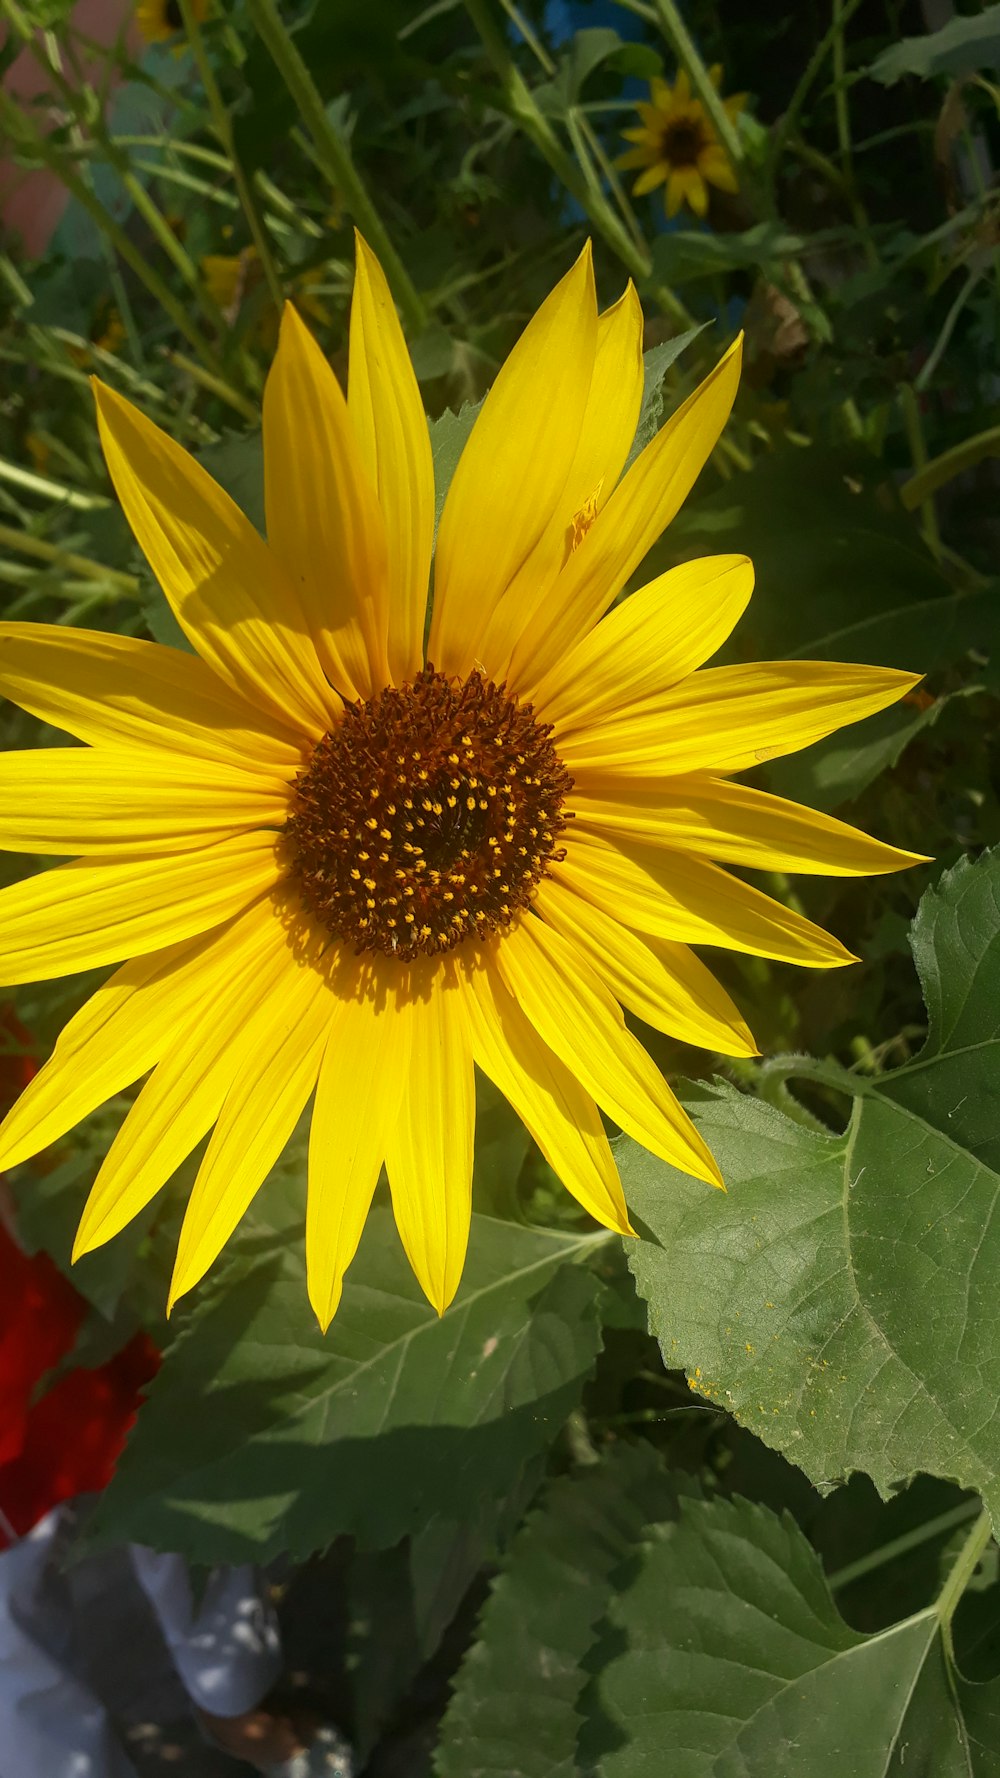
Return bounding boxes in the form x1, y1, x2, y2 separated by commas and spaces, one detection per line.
620, 68, 746, 218
0, 238, 921, 1327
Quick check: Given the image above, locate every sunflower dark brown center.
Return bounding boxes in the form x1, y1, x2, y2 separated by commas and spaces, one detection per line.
661, 116, 707, 167
286, 668, 574, 958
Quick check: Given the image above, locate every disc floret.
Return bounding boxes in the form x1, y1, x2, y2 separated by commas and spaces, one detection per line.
286, 668, 573, 958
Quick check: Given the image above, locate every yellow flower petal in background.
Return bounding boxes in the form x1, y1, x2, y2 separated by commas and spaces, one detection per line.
384, 967, 475, 1315
264, 303, 391, 700
534, 877, 758, 1057
92, 381, 333, 737
74, 894, 303, 1257
506, 338, 742, 698
572, 775, 928, 875
0, 749, 290, 856
476, 282, 645, 680
0, 830, 281, 986
307, 957, 410, 1331
458, 949, 632, 1234
168, 939, 336, 1309
429, 243, 598, 678
558, 660, 921, 778
348, 232, 434, 687
531, 554, 753, 731
554, 833, 856, 967
497, 916, 723, 1187
0, 624, 305, 771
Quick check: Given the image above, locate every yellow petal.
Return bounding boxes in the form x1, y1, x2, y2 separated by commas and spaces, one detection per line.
534, 876, 757, 1057
168, 942, 335, 1309
558, 661, 922, 778
632, 162, 669, 196
476, 282, 646, 682
428, 244, 598, 678
264, 302, 391, 700
0, 749, 290, 856
92, 380, 333, 737
573, 775, 928, 876
554, 832, 856, 967
74, 893, 299, 1256
457, 945, 631, 1233
665, 172, 686, 217
496, 915, 722, 1187
0, 897, 281, 1172
533, 554, 753, 731
683, 169, 710, 216
702, 151, 739, 193
0, 830, 282, 986
506, 338, 743, 700
618, 146, 655, 169
674, 69, 691, 105
0, 624, 305, 772
306, 952, 410, 1331
384, 963, 475, 1315
348, 233, 434, 687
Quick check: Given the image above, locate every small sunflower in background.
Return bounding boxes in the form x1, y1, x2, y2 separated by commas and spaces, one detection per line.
620, 67, 746, 218
136, 0, 208, 45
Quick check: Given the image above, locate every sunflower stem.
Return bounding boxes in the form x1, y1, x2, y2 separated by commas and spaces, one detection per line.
245, 0, 428, 333
178, 0, 285, 313
935, 1507, 993, 1664
0, 455, 110, 511
648, 0, 743, 168
463, 0, 656, 286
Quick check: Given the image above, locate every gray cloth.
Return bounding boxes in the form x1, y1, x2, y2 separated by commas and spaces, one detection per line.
0, 1505, 282, 1777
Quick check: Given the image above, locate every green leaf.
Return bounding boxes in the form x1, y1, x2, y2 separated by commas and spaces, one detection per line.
648, 223, 811, 287
89, 1204, 609, 1562
435, 1442, 679, 1778
586, 1492, 1000, 1776
623, 846, 1000, 1530
534, 29, 627, 117
870, 5, 1000, 84
623, 331, 706, 473
430, 401, 479, 536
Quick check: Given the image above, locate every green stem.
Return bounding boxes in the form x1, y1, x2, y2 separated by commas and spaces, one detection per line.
649, 0, 742, 167
179, 0, 284, 312
935, 1507, 993, 1662
0, 521, 139, 592
463, 0, 655, 287
0, 455, 110, 511
901, 423, 1000, 509
827, 1500, 982, 1592
245, 0, 427, 332
899, 383, 941, 559
831, 0, 851, 171
766, 0, 868, 188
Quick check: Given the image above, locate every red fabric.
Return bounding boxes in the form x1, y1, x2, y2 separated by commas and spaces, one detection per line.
0, 1006, 161, 1544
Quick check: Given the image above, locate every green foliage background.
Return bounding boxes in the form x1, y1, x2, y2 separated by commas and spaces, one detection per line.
2, 0, 1000, 1770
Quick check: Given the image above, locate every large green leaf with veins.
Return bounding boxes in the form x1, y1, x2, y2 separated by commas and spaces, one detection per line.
586, 1492, 1000, 1777
90, 1202, 610, 1562
624, 847, 1000, 1526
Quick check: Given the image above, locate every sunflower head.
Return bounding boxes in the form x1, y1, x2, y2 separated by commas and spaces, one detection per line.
620, 67, 746, 218
0, 235, 924, 1331
136, 0, 208, 45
